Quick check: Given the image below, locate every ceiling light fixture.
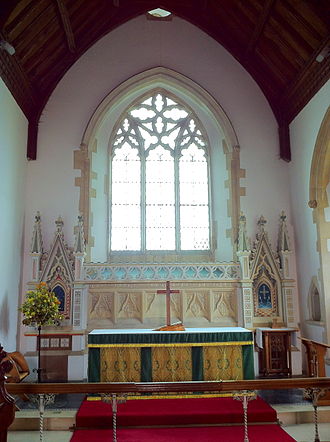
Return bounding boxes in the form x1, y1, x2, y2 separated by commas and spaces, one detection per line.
0, 39, 15, 56
147, 8, 172, 18
316, 45, 329, 63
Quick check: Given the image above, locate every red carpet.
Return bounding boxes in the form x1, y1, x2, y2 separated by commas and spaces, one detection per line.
71, 396, 297, 441
75, 396, 277, 428
71, 425, 296, 441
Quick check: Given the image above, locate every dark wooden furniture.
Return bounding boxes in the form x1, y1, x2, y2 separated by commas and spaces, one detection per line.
300, 337, 330, 377
3, 351, 30, 402
4, 352, 30, 384
25, 332, 74, 382
5, 377, 330, 396
256, 328, 297, 378
0, 346, 15, 442
300, 337, 330, 405
40, 355, 68, 382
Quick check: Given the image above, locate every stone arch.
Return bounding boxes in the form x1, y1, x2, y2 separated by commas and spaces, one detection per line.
308, 107, 330, 342
309, 107, 330, 210
81, 67, 239, 151
75, 68, 244, 261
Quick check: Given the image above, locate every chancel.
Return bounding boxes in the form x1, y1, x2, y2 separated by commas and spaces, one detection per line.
1, 1, 330, 441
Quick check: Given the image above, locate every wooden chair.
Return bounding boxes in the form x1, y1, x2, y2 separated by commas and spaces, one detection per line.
300, 337, 330, 405
4, 352, 30, 384
3, 351, 30, 403
299, 337, 330, 377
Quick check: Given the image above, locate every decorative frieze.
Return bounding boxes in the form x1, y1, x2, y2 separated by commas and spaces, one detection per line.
72, 289, 83, 328
242, 287, 253, 328
83, 263, 240, 281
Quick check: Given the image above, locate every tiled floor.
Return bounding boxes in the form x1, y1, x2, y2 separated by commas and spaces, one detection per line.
258, 388, 308, 405
8, 431, 72, 441
7, 424, 330, 442
14, 393, 85, 410
284, 422, 330, 441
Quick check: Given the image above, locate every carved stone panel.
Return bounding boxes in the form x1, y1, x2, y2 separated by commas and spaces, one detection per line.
89, 292, 114, 321
86, 281, 239, 329
213, 291, 236, 324
185, 291, 209, 320
117, 292, 142, 321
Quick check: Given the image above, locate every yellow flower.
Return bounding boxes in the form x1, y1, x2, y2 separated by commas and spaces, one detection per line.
19, 281, 64, 327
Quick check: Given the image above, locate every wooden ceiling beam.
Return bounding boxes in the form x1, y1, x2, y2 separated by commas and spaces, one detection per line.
268, 10, 313, 63
0, 0, 21, 28
282, 57, 330, 123
278, 122, 291, 162
280, 36, 330, 122
0, 29, 41, 160
0, 0, 328, 162
4, 1, 51, 40
277, 38, 330, 162
0, 31, 38, 116
13, 7, 58, 60
55, 0, 76, 52
283, 37, 330, 97
244, 0, 276, 57
282, 0, 328, 41
276, 1, 322, 48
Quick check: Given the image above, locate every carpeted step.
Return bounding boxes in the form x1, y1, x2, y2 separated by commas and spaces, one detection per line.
75, 396, 277, 429
71, 424, 297, 441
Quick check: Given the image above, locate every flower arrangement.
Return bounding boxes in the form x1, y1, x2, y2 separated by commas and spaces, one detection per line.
20, 282, 64, 327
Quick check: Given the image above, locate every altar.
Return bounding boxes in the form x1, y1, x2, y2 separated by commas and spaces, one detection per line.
88, 327, 254, 382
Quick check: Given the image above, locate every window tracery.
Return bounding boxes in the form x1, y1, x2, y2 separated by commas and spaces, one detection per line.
110, 90, 210, 253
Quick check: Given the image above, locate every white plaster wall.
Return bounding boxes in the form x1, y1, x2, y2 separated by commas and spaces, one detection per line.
22, 15, 291, 268
68, 354, 88, 381
289, 80, 330, 341
0, 78, 28, 351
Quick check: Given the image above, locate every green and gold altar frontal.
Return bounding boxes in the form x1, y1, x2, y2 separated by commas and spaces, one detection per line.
88, 327, 255, 382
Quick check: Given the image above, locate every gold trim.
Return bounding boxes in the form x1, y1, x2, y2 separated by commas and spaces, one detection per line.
88, 341, 253, 348
86, 392, 253, 401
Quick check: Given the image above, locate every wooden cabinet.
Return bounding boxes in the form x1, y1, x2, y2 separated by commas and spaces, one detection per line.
256, 328, 297, 378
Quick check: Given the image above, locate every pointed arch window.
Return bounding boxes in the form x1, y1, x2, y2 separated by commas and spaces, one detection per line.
110, 91, 210, 253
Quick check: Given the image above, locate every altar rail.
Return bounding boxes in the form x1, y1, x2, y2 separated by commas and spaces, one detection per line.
5, 377, 330, 395
2, 378, 330, 442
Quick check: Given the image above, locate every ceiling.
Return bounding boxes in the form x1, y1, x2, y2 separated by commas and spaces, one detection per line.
0, 0, 329, 161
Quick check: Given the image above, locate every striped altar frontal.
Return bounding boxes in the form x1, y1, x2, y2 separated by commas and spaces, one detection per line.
88, 327, 255, 383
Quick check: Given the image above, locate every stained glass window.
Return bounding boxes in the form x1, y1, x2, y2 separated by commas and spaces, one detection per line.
110, 91, 210, 252
52, 285, 65, 312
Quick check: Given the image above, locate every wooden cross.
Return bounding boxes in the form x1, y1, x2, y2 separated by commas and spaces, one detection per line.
157, 280, 180, 326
